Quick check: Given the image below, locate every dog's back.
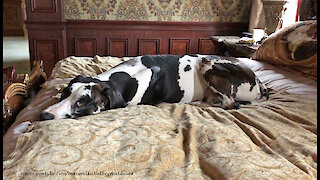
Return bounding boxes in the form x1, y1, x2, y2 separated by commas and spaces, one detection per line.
96, 54, 209, 104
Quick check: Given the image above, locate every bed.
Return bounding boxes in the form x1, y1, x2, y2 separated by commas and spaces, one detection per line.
3, 44, 318, 179
3, 1, 317, 178
3, 54, 317, 179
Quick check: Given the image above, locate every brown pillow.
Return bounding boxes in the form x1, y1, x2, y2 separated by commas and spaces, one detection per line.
252, 20, 317, 78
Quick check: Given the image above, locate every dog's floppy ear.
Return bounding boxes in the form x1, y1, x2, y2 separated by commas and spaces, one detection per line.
60, 85, 72, 101
101, 86, 127, 109
60, 75, 85, 101
91, 84, 107, 106
75, 75, 85, 79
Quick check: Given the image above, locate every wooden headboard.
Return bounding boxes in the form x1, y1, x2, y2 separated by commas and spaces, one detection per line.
25, 0, 248, 76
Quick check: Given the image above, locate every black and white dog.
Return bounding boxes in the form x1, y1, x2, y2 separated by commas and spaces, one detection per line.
40, 54, 268, 120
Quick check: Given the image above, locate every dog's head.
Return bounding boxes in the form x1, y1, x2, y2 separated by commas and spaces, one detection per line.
40, 75, 126, 120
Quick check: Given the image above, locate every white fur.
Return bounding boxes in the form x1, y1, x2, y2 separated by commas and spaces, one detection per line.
200, 62, 212, 75
235, 82, 261, 101
220, 94, 235, 108
43, 82, 97, 119
176, 55, 211, 102
95, 56, 146, 81
44, 98, 71, 119
127, 68, 153, 105
211, 59, 233, 64
197, 54, 234, 64
207, 85, 235, 109
177, 55, 196, 103
92, 106, 101, 114
70, 82, 97, 97
13, 121, 31, 135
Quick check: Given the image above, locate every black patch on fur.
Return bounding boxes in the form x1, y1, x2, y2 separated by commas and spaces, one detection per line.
114, 58, 137, 67
72, 95, 97, 118
202, 57, 257, 97
294, 41, 317, 61
61, 72, 136, 115
203, 55, 222, 61
65, 114, 71, 118
101, 87, 126, 109
184, 65, 191, 72
108, 72, 138, 103
139, 66, 164, 105
187, 54, 198, 57
140, 55, 184, 103
187, 60, 191, 62
60, 75, 104, 101
39, 112, 55, 121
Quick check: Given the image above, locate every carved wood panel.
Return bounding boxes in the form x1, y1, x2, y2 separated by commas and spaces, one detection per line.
34, 40, 59, 75
4, 7, 21, 27
3, 0, 24, 36
198, 38, 216, 54
26, 15, 248, 75
107, 38, 129, 57
169, 39, 190, 55
25, 0, 64, 21
31, 0, 57, 13
138, 39, 160, 55
75, 38, 97, 57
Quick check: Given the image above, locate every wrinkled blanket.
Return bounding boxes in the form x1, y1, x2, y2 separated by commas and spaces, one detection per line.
3, 56, 317, 179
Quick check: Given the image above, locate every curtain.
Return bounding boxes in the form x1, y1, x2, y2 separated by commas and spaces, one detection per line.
248, 0, 265, 33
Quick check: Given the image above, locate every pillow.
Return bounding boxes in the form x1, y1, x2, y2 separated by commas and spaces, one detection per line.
50, 55, 131, 79
252, 20, 317, 78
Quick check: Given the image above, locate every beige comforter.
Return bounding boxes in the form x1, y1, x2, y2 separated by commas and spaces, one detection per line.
3, 56, 317, 179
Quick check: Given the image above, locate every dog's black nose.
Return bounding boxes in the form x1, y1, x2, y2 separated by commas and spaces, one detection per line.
40, 112, 55, 121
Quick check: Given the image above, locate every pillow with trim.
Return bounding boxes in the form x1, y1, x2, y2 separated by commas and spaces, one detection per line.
252, 20, 317, 79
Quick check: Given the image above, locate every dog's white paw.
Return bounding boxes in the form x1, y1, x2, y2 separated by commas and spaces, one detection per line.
12, 121, 32, 135
189, 101, 202, 105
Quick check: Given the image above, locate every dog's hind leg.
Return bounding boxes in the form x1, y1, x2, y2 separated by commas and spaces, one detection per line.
257, 78, 269, 100
203, 87, 238, 110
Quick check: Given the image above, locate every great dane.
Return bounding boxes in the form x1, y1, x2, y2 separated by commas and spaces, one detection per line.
40, 54, 268, 120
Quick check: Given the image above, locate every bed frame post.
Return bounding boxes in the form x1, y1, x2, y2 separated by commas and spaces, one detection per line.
25, 0, 67, 77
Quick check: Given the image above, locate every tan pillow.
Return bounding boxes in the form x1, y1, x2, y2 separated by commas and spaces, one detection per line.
252, 20, 317, 78
50, 55, 131, 79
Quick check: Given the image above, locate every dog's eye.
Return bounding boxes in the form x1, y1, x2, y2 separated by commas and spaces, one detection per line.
76, 101, 83, 107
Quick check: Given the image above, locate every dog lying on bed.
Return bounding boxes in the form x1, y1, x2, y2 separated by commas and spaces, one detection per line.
40, 54, 268, 120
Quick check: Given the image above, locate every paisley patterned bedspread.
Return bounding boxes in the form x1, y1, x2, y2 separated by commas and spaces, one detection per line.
3, 56, 317, 179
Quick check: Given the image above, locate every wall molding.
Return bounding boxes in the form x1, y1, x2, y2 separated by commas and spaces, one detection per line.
26, 20, 248, 33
